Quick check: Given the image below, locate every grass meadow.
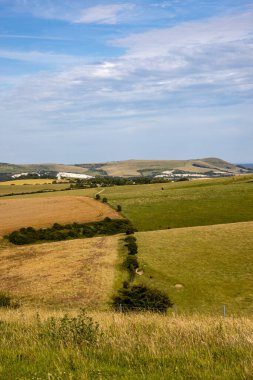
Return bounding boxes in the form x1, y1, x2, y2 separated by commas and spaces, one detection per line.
102, 175, 253, 231
134, 222, 253, 315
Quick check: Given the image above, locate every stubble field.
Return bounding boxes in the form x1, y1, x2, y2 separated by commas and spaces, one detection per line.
0, 236, 119, 308
0, 196, 121, 235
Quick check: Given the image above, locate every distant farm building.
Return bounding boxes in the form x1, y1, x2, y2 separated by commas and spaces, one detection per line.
57, 172, 94, 180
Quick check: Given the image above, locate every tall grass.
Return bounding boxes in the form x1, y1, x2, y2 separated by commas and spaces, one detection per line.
0, 308, 253, 379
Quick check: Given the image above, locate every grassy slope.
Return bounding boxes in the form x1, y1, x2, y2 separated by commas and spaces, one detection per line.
134, 222, 253, 315
93, 157, 242, 176
0, 236, 119, 309
0, 163, 90, 174
103, 175, 253, 231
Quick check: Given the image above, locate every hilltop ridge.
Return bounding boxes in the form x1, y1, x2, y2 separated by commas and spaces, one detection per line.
0, 157, 250, 180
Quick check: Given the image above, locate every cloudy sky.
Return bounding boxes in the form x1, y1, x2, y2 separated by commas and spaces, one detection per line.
0, 0, 252, 163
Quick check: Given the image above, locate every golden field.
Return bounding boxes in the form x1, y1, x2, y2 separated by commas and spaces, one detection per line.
0, 236, 119, 308
0, 196, 121, 235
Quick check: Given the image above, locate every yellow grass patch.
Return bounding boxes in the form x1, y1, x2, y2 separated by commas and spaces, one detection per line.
0, 236, 119, 308
0, 196, 121, 235
0, 179, 56, 185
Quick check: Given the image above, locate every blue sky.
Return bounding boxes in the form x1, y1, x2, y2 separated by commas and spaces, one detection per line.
0, 0, 252, 163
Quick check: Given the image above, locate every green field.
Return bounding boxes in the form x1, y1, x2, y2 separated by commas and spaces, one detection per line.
102, 176, 253, 231
133, 222, 253, 315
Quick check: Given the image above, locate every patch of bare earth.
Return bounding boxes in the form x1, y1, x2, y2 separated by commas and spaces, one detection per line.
0, 196, 121, 235
0, 236, 119, 308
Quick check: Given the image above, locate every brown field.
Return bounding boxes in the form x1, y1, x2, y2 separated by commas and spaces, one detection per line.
0, 196, 121, 235
0, 236, 119, 308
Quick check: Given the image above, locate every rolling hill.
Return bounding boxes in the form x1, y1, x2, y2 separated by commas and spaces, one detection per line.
0, 157, 250, 179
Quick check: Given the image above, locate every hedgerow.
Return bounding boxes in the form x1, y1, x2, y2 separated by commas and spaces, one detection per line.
6, 218, 136, 245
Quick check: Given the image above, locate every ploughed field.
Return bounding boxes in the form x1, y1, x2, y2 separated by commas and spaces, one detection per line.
0, 236, 119, 308
0, 196, 121, 235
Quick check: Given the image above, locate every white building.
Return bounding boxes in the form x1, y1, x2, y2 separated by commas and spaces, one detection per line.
57, 172, 94, 180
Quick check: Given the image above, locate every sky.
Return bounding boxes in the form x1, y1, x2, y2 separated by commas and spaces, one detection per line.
0, 0, 252, 164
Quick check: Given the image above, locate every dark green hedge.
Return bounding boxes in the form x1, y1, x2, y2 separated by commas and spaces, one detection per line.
7, 218, 136, 245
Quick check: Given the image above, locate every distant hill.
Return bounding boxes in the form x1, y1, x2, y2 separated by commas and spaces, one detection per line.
0, 157, 250, 179
76, 157, 248, 177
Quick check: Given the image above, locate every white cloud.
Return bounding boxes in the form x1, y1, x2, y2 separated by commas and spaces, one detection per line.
76, 4, 134, 24
10, 1, 135, 25
0, 49, 83, 66
114, 8, 253, 57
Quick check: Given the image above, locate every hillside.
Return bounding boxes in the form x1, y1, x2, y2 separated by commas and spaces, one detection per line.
77, 157, 246, 177
103, 175, 253, 231
0, 157, 249, 179
134, 222, 253, 315
0, 236, 119, 308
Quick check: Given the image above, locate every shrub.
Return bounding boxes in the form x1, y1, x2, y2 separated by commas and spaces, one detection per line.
95, 194, 100, 200
102, 197, 108, 203
123, 255, 139, 273
40, 309, 100, 347
0, 293, 20, 309
124, 235, 136, 244
117, 205, 122, 212
0, 293, 11, 308
126, 241, 138, 255
112, 285, 173, 313
125, 229, 136, 235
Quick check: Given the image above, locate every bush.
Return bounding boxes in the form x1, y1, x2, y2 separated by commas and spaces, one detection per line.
123, 255, 139, 273
102, 197, 108, 203
95, 194, 100, 200
124, 235, 136, 244
0, 293, 11, 308
0, 293, 20, 309
126, 241, 138, 255
112, 285, 173, 313
40, 309, 100, 347
117, 205, 122, 212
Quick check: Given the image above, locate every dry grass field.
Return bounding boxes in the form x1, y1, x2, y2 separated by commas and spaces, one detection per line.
0, 196, 121, 235
0, 236, 119, 308
0, 179, 56, 185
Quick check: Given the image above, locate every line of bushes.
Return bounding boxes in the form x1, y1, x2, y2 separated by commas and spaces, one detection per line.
6, 218, 136, 245
112, 233, 173, 313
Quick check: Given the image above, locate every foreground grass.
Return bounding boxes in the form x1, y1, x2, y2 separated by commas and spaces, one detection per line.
0, 309, 253, 379
135, 222, 253, 315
